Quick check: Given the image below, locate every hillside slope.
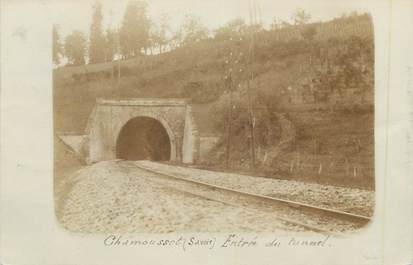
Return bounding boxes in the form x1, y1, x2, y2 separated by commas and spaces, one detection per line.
54, 14, 374, 189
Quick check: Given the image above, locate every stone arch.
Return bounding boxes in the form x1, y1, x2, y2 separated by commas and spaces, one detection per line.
115, 115, 177, 161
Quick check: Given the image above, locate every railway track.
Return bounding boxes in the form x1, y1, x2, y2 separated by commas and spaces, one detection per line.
132, 162, 372, 235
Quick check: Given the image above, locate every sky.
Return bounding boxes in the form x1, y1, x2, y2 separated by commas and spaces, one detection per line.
49, 0, 373, 38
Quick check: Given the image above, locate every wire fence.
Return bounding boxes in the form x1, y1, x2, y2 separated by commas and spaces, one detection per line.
275, 160, 374, 178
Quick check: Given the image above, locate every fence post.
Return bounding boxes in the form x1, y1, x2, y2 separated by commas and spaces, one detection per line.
345, 158, 350, 175
297, 152, 300, 170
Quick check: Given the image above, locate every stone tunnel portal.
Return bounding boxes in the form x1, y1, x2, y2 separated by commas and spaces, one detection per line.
116, 116, 171, 161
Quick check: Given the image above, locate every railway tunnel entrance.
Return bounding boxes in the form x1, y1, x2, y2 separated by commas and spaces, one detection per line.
116, 116, 171, 161
82, 98, 199, 164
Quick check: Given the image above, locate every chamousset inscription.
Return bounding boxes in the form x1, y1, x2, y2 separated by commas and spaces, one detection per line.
103, 235, 217, 251
102, 234, 332, 250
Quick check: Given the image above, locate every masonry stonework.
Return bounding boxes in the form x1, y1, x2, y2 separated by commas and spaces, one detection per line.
83, 98, 199, 164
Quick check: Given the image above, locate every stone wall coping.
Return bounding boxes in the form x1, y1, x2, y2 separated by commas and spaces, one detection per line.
96, 98, 189, 106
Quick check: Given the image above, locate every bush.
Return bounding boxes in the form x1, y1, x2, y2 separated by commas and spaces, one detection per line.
183, 81, 223, 103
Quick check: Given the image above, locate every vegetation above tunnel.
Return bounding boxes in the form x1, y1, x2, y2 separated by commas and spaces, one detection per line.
54, 7, 374, 189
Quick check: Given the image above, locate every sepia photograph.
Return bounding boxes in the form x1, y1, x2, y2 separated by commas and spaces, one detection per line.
52, 0, 375, 235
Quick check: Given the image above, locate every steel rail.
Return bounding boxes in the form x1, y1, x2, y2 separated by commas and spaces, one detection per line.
133, 162, 371, 234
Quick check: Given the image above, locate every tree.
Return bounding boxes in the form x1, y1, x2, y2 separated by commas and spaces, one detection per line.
157, 13, 171, 53
279, 20, 292, 28
89, 1, 106, 63
104, 28, 117, 62
147, 21, 158, 55
170, 27, 183, 49
119, 0, 150, 58
270, 17, 281, 30
291, 8, 311, 25
181, 14, 209, 45
215, 17, 247, 40
301, 24, 317, 42
149, 13, 170, 54
64, 31, 87, 66
53, 25, 63, 66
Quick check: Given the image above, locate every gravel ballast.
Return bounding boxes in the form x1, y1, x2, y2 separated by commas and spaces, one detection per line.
58, 161, 311, 234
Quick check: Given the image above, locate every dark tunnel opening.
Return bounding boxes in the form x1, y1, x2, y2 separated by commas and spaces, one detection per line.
116, 117, 171, 161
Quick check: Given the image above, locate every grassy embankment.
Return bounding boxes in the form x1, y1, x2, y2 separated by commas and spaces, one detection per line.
54, 14, 374, 189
